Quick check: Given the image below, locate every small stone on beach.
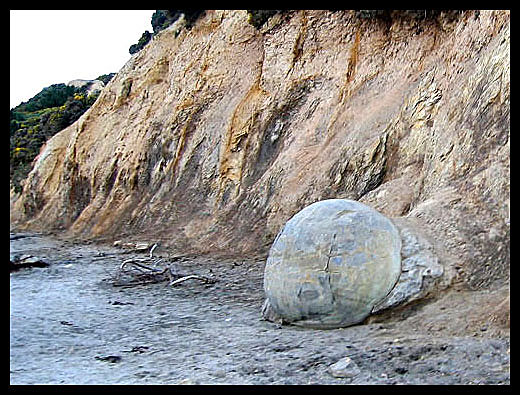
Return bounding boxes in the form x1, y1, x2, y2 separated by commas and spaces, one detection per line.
328, 356, 361, 378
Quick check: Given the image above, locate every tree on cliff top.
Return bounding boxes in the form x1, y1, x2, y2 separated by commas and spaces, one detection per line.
130, 10, 205, 55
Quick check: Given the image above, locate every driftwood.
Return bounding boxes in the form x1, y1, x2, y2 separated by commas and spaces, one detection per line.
169, 275, 216, 286
149, 243, 158, 258
111, 244, 216, 288
10, 255, 50, 272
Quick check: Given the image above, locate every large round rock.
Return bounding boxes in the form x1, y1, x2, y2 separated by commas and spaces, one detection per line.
263, 199, 401, 329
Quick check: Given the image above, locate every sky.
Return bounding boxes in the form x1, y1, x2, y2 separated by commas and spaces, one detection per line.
10, 10, 155, 109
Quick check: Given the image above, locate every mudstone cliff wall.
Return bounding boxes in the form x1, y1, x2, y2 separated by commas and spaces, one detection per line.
11, 10, 509, 294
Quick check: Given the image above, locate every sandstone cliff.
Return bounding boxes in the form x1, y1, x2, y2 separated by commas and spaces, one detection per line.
11, 10, 509, 295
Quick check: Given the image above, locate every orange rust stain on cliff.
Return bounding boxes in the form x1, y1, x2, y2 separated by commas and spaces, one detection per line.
217, 78, 266, 202
339, 29, 361, 103
170, 110, 196, 180
215, 37, 267, 204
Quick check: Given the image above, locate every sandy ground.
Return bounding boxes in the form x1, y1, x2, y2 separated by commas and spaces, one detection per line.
10, 233, 509, 385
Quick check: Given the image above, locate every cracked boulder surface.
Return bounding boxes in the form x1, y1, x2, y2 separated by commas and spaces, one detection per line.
263, 199, 401, 328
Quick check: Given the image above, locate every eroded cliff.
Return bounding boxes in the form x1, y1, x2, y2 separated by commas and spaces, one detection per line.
11, 10, 509, 295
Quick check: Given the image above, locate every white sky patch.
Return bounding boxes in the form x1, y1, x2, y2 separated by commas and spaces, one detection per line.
10, 10, 154, 108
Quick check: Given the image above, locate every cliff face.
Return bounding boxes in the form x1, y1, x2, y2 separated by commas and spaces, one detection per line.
11, 10, 509, 291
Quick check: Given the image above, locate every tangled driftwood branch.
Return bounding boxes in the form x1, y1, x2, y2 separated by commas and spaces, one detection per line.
111, 244, 216, 288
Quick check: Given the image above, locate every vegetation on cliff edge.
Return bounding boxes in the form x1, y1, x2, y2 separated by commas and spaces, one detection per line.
10, 74, 115, 193
129, 10, 205, 55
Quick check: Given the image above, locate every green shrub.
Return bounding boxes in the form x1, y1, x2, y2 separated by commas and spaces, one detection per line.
182, 10, 205, 28
129, 30, 152, 55
131, 10, 205, 55
246, 10, 283, 29
151, 10, 169, 34
14, 83, 76, 113
10, 77, 109, 192
95, 73, 116, 85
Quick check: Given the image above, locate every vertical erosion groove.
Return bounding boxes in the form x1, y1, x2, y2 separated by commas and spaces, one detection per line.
287, 10, 308, 76
216, 40, 266, 205
323, 27, 362, 150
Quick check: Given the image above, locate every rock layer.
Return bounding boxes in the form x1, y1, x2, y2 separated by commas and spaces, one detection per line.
11, 11, 509, 296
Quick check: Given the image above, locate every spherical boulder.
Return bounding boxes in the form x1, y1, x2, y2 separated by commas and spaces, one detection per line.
263, 199, 401, 329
